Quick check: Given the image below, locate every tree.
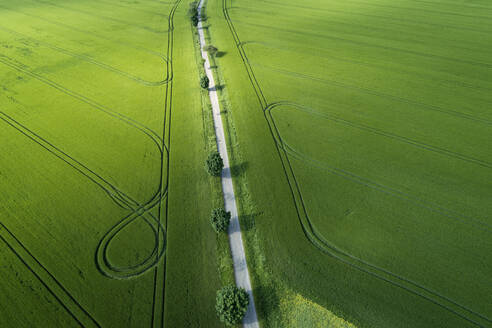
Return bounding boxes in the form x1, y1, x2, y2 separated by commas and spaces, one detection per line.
204, 45, 218, 57
216, 285, 249, 326
187, 2, 199, 26
206, 151, 223, 176
200, 75, 210, 89
191, 14, 199, 27
211, 208, 231, 233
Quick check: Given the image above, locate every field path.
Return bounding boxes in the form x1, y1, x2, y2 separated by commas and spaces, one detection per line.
197, 1, 259, 327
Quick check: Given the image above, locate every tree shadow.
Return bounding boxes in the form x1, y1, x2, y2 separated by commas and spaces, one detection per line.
252, 284, 279, 322
209, 84, 224, 92
239, 212, 262, 232
230, 161, 248, 177
215, 51, 227, 57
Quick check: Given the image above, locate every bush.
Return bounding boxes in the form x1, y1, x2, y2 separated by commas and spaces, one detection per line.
211, 208, 231, 233
200, 75, 210, 89
216, 285, 249, 326
206, 151, 223, 176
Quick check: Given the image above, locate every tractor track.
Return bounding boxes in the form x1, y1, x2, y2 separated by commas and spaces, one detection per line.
0, 56, 164, 152
266, 101, 492, 169
228, 17, 492, 72
222, 0, 491, 326
251, 61, 492, 125
0, 0, 182, 325
95, 0, 172, 18
244, 0, 492, 35
265, 105, 492, 235
0, 223, 101, 327
0, 25, 169, 86
30, 0, 168, 34
150, 0, 181, 327
0, 111, 167, 279
0, 3, 168, 58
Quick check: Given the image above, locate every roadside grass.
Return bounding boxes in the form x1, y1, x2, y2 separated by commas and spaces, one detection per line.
189, 3, 235, 288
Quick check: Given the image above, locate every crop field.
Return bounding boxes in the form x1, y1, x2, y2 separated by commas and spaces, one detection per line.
207, 0, 492, 327
0, 0, 221, 327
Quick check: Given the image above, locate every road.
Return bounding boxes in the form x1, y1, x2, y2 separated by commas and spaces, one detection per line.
197, 1, 260, 327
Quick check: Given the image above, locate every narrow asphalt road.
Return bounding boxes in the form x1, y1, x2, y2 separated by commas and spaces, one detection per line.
197, 1, 260, 327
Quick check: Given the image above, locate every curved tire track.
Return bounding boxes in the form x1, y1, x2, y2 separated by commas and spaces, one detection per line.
0, 111, 167, 279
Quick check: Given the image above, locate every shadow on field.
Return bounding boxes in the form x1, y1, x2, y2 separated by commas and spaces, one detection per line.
210, 84, 225, 92
215, 51, 227, 57
253, 284, 279, 321
240, 212, 262, 232
230, 161, 248, 177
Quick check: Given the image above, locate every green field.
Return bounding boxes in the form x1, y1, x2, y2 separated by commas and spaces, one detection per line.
206, 0, 492, 327
0, 0, 223, 327
1, 0, 491, 326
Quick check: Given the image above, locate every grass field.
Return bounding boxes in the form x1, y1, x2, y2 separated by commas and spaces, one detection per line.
0, 0, 223, 327
206, 0, 492, 326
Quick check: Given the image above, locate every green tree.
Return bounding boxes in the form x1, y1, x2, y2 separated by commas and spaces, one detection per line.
191, 14, 199, 27
211, 208, 231, 233
200, 75, 210, 89
216, 285, 249, 326
206, 151, 223, 176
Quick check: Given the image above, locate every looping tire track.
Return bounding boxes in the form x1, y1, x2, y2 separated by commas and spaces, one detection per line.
0, 110, 167, 277
222, 0, 492, 326
0, 0, 181, 325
